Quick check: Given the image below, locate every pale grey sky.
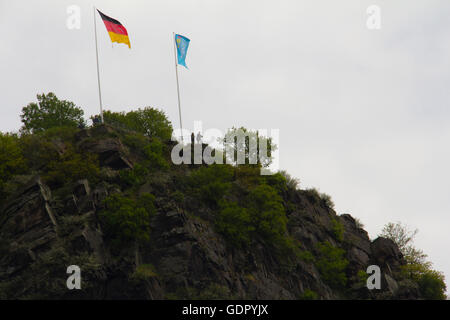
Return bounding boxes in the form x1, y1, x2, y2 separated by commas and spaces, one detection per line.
1, 0, 449, 292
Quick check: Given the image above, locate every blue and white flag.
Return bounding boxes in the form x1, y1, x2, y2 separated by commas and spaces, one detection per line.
175, 34, 190, 68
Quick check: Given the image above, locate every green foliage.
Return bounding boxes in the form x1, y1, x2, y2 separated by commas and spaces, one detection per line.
379, 222, 429, 266
100, 193, 156, 247
103, 107, 173, 141
417, 270, 447, 300
171, 191, 185, 204
43, 147, 100, 186
246, 184, 288, 245
122, 132, 150, 153
297, 250, 315, 263
279, 170, 300, 190
40, 126, 79, 142
233, 165, 261, 188
188, 164, 235, 206
331, 218, 344, 242
400, 264, 447, 300
130, 264, 158, 282
119, 163, 150, 187
304, 188, 335, 209
0, 133, 26, 195
304, 188, 321, 205
18, 133, 58, 170
123, 133, 168, 170
357, 269, 369, 286
20, 93, 85, 133
319, 192, 335, 210
222, 127, 276, 168
144, 138, 169, 169
216, 201, 254, 248
299, 289, 318, 300
215, 184, 288, 249
380, 222, 447, 299
315, 241, 348, 289
262, 172, 287, 195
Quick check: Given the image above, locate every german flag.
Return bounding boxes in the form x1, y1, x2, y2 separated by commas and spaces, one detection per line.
97, 9, 131, 49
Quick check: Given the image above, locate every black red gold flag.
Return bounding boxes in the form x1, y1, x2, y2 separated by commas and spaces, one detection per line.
97, 9, 131, 49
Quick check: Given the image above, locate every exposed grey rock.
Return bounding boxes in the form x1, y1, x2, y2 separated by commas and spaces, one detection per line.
371, 237, 405, 275
79, 137, 133, 170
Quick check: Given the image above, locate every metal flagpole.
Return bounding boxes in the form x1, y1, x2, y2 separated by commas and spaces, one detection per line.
173, 32, 184, 143
94, 7, 104, 123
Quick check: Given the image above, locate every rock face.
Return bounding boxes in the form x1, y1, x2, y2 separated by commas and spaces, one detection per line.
77, 125, 133, 170
0, 178, 417, 300
0, 125, 421, 300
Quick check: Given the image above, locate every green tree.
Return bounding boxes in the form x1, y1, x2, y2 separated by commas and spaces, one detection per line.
380, 222, 447, 300
20, 93, 85, 133
417, 270, 447, 300
222, 127, 276, 168
380, 222, 429, 266
103, 107, 173, 141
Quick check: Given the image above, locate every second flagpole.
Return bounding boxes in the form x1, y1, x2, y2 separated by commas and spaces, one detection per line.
173, 32, 184, 143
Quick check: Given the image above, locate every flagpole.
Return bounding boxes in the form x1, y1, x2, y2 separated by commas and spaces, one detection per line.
94, 6, 104, 123
173, 32, 184, 143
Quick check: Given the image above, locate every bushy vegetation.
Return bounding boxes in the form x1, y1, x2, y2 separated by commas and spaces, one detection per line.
100, 193, 156, 247
304, 188, 335, 210
262, 172, 288, 195
331, 218, 344, 242
380, 222, 447, 300
44, 147, 100, 186
20, 93, 85, 133
130, 264, 158, 282
315, 241, 349, 289
279, 170, 300, 190
188, 164, 235, 207
221, 127, 276, 168
216, 201, 254, 247
103, 108, 173, 141
299, 289, 319, 300
215, 184, 288, 249
0, 133, 26, 198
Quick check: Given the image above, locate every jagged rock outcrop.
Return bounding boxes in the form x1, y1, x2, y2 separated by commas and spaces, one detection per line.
0, 125, 421, 300
0, 177, 418, 300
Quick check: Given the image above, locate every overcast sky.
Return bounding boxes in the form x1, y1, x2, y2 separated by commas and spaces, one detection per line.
1, 0, 449, 292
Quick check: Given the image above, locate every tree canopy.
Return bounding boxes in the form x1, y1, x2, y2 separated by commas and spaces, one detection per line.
222, 127, 276, 168
20, 93, 85, 133
379, 222, 447, 300
102, 108, 173, 141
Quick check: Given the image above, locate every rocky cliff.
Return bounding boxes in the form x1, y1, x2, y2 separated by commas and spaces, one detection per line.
0, 125, 421, 299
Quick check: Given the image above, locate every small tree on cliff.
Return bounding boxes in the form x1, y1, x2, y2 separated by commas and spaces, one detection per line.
379, 222, 447, 300
20, 93, 85, 133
